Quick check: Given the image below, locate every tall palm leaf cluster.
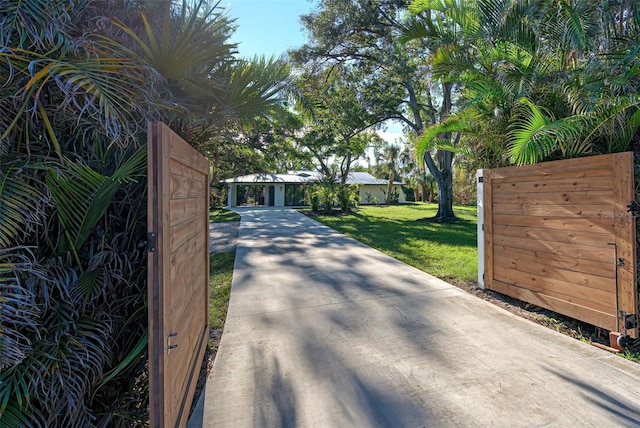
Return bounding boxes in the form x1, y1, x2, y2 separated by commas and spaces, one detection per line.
406, 0, 640, 166
0, 1, 291, 426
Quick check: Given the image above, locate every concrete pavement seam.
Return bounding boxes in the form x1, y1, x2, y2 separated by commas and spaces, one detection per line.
227, 286, 456, 319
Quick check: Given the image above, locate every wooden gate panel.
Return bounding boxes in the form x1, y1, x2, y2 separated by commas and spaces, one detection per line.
483, 153, 637, 337
148, 122, 209, 427
613, 156, 637, 333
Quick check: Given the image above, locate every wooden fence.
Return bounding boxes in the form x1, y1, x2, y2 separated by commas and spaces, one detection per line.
481, 153, 638, 338
148, 122, 210, 427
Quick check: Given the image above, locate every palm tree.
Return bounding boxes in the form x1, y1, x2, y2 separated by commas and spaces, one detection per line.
405, 0, 640, 166
376, 144, 401, 205
0, 1, 161, 424
0, 0, 294, 425
114, 0, 295, 144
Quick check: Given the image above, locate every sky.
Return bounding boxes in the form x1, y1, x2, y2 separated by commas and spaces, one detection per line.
220, 0, 404, 146
221, 0, 316, 59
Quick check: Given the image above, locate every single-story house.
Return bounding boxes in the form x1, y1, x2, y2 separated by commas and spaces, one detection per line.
221, 171, 405, 208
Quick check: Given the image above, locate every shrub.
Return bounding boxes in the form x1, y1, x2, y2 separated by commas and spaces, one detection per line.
336, 184, 359, 212
317, 178, 337, 213
305, 186, 321, 212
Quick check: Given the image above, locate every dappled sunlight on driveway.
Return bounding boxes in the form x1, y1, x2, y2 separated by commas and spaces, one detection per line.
201, 208, 640, 427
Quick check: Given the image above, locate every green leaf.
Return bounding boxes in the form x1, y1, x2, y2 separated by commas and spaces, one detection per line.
95, 331, 148, 392
0, 168, 42, 250
76, 269, 105, 300
508, 98, 586, 164
414, 115, 470, 161
45, 146, 146, 257
399, 20, 435, 44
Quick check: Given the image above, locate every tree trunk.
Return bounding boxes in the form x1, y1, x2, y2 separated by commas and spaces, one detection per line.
413, 187, 420, 202
434, 169, 455, 220
340, 152, 351, 186
421, 81, 456, 221
386, 171, 394, 204
423, 149, 455, 221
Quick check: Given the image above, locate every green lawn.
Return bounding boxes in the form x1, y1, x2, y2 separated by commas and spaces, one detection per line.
209, 208, 240, 223
209, 251, 234, 329
310, 203, 479, 283
208, 209, 238, 329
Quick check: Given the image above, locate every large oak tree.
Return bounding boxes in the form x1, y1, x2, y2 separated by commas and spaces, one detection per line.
291, 0, 459, 221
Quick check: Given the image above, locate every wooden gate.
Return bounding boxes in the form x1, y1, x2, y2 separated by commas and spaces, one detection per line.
148, 122, 209, 427
482, 153, 638, 338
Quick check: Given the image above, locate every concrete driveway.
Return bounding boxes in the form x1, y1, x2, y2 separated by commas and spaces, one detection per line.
196, 208, 640, 427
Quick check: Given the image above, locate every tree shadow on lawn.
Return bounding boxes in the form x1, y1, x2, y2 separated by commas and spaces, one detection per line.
326, 211, 477, 249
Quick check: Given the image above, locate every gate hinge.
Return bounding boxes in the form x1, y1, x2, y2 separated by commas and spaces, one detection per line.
478, 176, 483, 183
627, 200, 640, 217
167, 332, 178, 354
617, 257, 625, 267
147, 232, 157, 252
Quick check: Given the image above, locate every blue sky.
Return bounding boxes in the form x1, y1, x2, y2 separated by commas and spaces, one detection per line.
220, 0, 404, 146
221, 0, 316, 59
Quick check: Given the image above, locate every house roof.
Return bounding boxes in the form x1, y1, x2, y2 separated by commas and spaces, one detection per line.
221, 171, 402, 185
347, 172, 403, 185
222, 172, 316, 184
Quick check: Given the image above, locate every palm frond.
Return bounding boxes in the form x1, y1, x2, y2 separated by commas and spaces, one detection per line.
94, 331, 148, 393
409, 0, 448, 15
582, 96, 640, 153
215, 56, 292, 121
0, 168, 43, 250
544, 0, 598, 58
508, 97, 587, 164
487, 0, 538, 54
112, 0, 236, 84
0, 0, 76, 52
405, 0, 480, 43
0, 250, 41, 370
415, 115, 471, 162
1, 49, 152, 151
45, 146, 146, 259
399, 19, 438, 44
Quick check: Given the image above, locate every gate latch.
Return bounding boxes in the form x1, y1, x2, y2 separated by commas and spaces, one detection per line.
627, 200, 640, 217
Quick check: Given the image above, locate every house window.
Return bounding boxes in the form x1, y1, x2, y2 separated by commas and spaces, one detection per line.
236, 185, 265, 206
285, 184, 306, 206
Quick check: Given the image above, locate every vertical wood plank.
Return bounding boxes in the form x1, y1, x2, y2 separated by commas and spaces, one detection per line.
613, 152, 638, 338
159, 123, 174, 425
148, 121, 169, 427
483, 171, 494, 291
147, 121, 158, 427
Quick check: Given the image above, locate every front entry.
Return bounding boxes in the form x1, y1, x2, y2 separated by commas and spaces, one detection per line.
268, 185, 275, 206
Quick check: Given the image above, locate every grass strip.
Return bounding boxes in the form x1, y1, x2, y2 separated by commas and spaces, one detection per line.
209, 208, 240, 223
209, 251, 234, 329
309, 203, 478, 283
